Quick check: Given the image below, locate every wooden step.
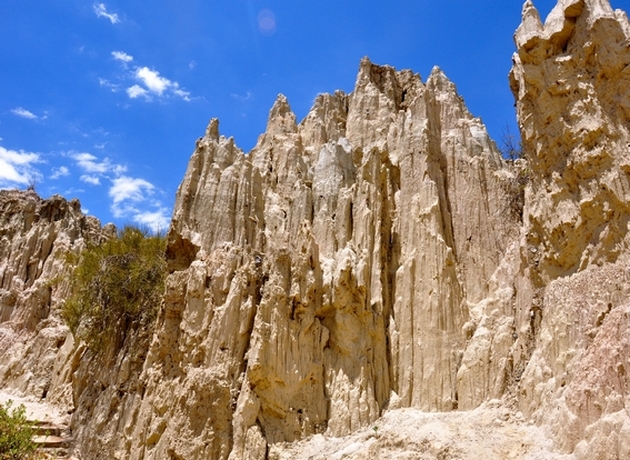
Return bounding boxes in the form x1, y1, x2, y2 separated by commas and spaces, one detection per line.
33, 423, 64, 437
32, 435, 70, 449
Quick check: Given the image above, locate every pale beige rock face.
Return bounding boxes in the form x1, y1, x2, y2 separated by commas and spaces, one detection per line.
0, 191, 149, 460
7, 1, 630, 458
510, 0, 630, 457
117, 57, 515, 459
0, 190, 103, 403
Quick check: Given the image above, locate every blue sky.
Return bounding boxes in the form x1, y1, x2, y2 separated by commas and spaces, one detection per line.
2, 0, 628, 231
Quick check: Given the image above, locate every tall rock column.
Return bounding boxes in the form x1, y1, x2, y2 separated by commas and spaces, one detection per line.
122, 57, 514, 460
511, 0, 630, 457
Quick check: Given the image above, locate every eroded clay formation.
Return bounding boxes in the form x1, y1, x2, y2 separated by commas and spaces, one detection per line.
2, 0, 630, 459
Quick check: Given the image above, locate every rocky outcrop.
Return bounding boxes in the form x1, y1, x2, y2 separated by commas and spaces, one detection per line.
0, 190, 104, 405
510, 0, 630, 458
0, 191, 157, 460
5, 1, 630, 459
112, 57, 517, 460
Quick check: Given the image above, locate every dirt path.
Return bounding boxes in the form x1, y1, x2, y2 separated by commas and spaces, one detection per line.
0, 389, 69, 427
0, 389, 73, 459
1, 390, 570, 459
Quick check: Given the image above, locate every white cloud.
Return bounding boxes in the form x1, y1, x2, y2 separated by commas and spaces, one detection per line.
72, 152, 112, 174
0, 146, 42, 187
108, 175, 170, 231
0, 148, 38, 166
127, 84, 149, 99
69, 152, 127, 188
80, 174, 101, 185
113, 164, 127, 175
50, 166, 70, 179
173, 87, 191, 101
189, 60, 197, 70
112, 51, 133, 63
135, 67, 170, 95
99, 78, 120, 92
101, 53, 191, 101
93, 3, 120, 24
124, 67, 190, 101
11, 107, 37, 119
133, 208, 171, 233
109, 176, 154, 205
63, 152, 170, 230
47, 148, 171, 232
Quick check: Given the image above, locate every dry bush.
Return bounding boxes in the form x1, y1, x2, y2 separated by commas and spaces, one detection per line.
62, 226, 166, 352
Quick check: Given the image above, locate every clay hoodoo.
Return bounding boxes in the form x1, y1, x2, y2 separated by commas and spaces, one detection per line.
117, 57, 515, 460
510, 0, 630, 457
0, 190, 105, 405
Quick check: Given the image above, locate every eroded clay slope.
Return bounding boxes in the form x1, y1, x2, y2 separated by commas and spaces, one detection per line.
109, 58, 518, 460
7, 1, 630, 459
510, 0, 630, 458
0, 190, 104, 406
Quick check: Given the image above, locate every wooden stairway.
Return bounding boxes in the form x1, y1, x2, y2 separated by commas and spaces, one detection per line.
31, 418, 74, 459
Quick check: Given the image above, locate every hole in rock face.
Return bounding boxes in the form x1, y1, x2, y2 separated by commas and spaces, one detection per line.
165, 233, 200, 272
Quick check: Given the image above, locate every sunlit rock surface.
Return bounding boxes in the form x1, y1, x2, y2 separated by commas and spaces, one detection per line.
0, 190, 104, 406
118, 57, 516, 460
3, 1, 630, 458
510, 0, 630, 458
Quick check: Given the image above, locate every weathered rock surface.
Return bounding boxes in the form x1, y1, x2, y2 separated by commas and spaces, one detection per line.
0, 190, 103, 405
509, 0, 630, 458
0, 191, 159, 460
113, 57, 517, 460
268, 400, 567, 460
3, 1, 630, 459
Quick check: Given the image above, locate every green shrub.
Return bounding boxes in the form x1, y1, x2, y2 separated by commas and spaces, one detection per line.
499, 125, 529, 221
0, 400, 38, 460
62, 226, 167, 351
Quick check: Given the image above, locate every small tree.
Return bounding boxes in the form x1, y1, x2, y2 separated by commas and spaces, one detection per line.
0, 400, 38, 460
500, 125, 524, 161
62, 226, 166, 351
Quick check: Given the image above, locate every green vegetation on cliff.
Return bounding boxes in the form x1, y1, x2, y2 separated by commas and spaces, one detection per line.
62, 226, 167, 351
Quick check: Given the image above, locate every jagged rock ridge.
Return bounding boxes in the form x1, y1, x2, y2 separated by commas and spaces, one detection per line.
0, 190, 106, 406
119, 57, 516, 460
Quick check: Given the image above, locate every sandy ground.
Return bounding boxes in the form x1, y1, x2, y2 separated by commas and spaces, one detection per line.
1, 389, 570, 459
0, 389, 70, 428
270, 400, 573, 460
